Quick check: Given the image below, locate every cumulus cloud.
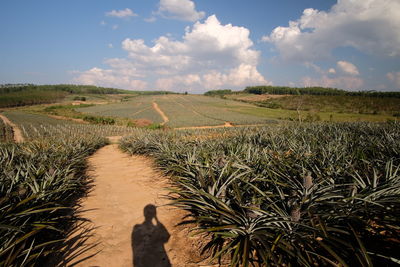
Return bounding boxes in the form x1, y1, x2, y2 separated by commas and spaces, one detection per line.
106, 8, 137, 18
328, 68, 336, 74
263, 0, 400, 61
74, 15, 269, 91
73, 67, 147, 90
337, 61, 359, 76
158, 0, 205, 22
387, 71, 400, 88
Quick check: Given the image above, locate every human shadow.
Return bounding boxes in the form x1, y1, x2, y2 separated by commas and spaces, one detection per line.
132, 204, 171, 267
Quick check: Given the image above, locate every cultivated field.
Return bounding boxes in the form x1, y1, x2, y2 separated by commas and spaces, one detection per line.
226, 93, 400, 121
4, 111, 140, 140
121, 122, 400, 266
77, 94, 277, 127
1, 88, 399, 266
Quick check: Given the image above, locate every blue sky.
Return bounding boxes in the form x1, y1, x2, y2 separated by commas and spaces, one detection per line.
1, 0, 399, 93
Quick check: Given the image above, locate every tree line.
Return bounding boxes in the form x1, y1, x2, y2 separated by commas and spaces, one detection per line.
204, 86, 400, 98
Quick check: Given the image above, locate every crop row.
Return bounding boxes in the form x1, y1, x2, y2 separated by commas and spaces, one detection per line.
0, 134, 108, 266
120, 122, 400, 266
4, 111, 140, 140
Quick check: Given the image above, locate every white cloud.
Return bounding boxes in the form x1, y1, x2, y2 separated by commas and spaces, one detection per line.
73, 67, 147, 90
158, 0, 205, 22
74, 15, 269, 92
112, 25, 118, 30
202, 64, 267, 89
337, 61, 359, 76
106, 8, 137, 18
155, 74, 201, 91
387, 71, 400, 88
108, 43, 113, 48
263, 0, 400, 61
302, 75, 363, 90
328, 68, 336, 74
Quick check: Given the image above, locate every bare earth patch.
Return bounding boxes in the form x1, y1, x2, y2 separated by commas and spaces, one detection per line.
65, 144, 207, 266
47, 114, 88, 124
134, 118, 153, 127
0, 114, 24, 142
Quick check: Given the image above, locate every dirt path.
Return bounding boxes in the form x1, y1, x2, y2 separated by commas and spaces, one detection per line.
0, 114, 24, 143
47, 114, 88, 124
65, 143, 205, 267
175, 122, 275, 130
176, 122, 233, 130
153, 102, 169, 125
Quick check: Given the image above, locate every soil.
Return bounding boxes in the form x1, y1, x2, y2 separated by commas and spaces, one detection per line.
47, 114, 88, 124
153, 102, 169, 125
62, 142, 209, 267
134, 118, 153, 127
175, 122, 235, 130
175, 122, 275, 130
0, 114, 24, 143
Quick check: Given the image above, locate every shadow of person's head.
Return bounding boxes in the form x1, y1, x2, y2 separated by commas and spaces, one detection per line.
144, 204, 156, 222
132, 204, 171, 267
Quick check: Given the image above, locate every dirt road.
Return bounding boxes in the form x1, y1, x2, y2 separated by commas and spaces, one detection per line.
0, 114, 24, 142
65, 143, 204, 267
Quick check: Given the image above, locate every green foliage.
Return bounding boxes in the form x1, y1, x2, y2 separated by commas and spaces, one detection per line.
145, 123, 164, 130
252, 95, 400, 116
3, 111, 139, 140
120, 123, 400, 266
0, 84, 176, 108
0, 90, 68, 108
244, 85, 400, 98
77, 94, 276, 127
76, 95, 164, 124
244, 86, 347, 96
43, 104, 94, 113
0, 84, 133, 95
73, 96, 86, 101
82, 115, 115, 125
204, 89, 233, 96
0, 136, 108, 266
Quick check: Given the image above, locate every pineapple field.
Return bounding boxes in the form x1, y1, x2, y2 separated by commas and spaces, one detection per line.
120, 122, 400, 266
1, 102, 399, 266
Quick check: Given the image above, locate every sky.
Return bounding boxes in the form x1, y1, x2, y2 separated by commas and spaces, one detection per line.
1, 0, 399, 93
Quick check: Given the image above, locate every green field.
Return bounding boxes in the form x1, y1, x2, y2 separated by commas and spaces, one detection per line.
3, 111, 140, 140
121, 122, 400, 266
77, 94, 277, 127
1, 85, 400, 266
226, 93, 400, 117
76, 94, 397, 127
1, 109, 399, 266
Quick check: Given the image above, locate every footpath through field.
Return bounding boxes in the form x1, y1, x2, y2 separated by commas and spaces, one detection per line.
67, 141, 205, 267
0, 114, 24, 143
152, 101, 169, 125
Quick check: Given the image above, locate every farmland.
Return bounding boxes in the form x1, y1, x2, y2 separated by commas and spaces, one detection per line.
77, 94, 277, 127
76, 94, 398, 127
121, 122, 400, 266
0, 87, 399, 266
225, 93, 400, 117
